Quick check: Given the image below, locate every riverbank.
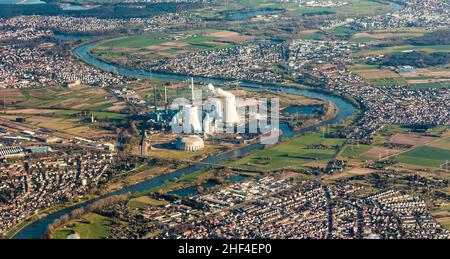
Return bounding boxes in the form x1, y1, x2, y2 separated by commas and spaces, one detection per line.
11, 38, 357, 239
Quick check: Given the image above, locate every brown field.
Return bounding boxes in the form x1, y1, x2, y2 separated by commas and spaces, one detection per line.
145, 45, 169, 51
303, 162, 327, 169
26, 116, 58, 123
406, 78, 450, 84
205, 41, 229, 46
399, 68, 450, 78
207, 30, 254, 43
428, 137, 450, 150
0, 89, 25, 103
356, 69, 400, 79
207, 30, 241, 38
362, 147, 401, 159
160, 41, 189, 47
157, 52, 177, 57
0, 89, 23, 97
5, 108, 58, 115
106, 103, 127, 112
353, 29, 426, 39
114, 47, 138, 52
324, 167, 376, 181
389, 133, 436, 146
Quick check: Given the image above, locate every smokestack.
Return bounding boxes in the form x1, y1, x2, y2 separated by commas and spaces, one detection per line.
164, 84, 168, 114
164, 85, 168, 104
191, 77, 195, 104
154, 86, 157, 111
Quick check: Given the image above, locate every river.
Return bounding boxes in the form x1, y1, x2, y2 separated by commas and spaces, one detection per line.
12, 40, 356, 239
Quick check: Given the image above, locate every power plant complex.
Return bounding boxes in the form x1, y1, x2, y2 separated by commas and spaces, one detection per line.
170, 79, 242, 137
142, 78, 271, 154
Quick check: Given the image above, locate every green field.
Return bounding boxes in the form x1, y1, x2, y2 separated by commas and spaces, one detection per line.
356, 44, 450, 56
227, 133, 345, 170
92, 30, 240, 66
129, 196, 167, 210
197, 0, 392, 18
368, 77, 409, 87
340, 144, 373, 160
397, 146, 450, 168
408, 82, 450, 89
50, 213, 113, 239
14, 86, 125, 112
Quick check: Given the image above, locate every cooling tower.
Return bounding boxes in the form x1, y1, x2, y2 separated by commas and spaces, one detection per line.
211, 98, 223, 120
224, 96, 240, 125
203, 113, 211, 135
183, 105, 202, 133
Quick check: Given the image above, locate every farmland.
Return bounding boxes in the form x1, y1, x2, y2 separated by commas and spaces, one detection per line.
227, 133, 345, 171
0, 86, 128, 138
92, 29, 254, 66
397, 146, 450, 168
195, 0, 393, 18
339, 125, 449, 169
0, 85, 126, 112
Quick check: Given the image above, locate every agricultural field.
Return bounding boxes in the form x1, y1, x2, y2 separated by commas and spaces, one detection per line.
196, 0, 393, 18
397, 146, 450, 168
92, 29, 254, 65
227, 133, 345, 171
355, 44, 450, 57
350, 28, 429, 43
129, 196, 168, 211
348, 62, 449, 88
431, 202, 450, 230
0, 86, 128, 138
340, 144, 373, 161
0, 85, 126, 112
340, 125, 449, 167
50, 213, 113, 239
353, 68, 408, 87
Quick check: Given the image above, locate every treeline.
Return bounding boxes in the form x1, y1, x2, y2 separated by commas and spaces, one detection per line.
44, 195, 127, 238
407, 30, 450, 46
0, 2, 203, 18
378, 51, 450, 68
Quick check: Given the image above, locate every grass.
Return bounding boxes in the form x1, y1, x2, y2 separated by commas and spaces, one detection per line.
427, 126, 449, 136
368, 77, 408, 87
340, 144, 373, 160
100, 34, 168, 48
429, 137, 450, 150
227, 133, 345, 170
408, 82, 450, 89
397, 146, 450, 168
431, 202, 450, 230
15, 86, 124, 112
50, 213, 113, 239
140, 170, 213, 195
356, 44, 450, 56
129, 196, 168, 210
206, 0, 391, 16
93, 29, 237, 66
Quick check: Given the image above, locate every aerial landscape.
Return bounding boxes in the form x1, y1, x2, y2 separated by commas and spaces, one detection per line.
0, 0, 449, 244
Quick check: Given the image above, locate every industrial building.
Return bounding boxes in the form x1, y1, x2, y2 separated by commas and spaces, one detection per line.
0, 146, 25, 158
176, 135, 205, 151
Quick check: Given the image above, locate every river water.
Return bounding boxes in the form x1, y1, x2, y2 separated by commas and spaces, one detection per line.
12, 40, 356, 239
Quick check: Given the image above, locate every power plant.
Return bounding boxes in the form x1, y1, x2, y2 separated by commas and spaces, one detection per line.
170, 79, 241, 135
206, 83, 240, 126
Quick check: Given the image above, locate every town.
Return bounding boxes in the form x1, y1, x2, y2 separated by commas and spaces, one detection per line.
0, 0, 448, 241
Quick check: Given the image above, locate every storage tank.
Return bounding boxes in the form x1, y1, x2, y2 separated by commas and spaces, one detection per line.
176, 135, 205, 151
